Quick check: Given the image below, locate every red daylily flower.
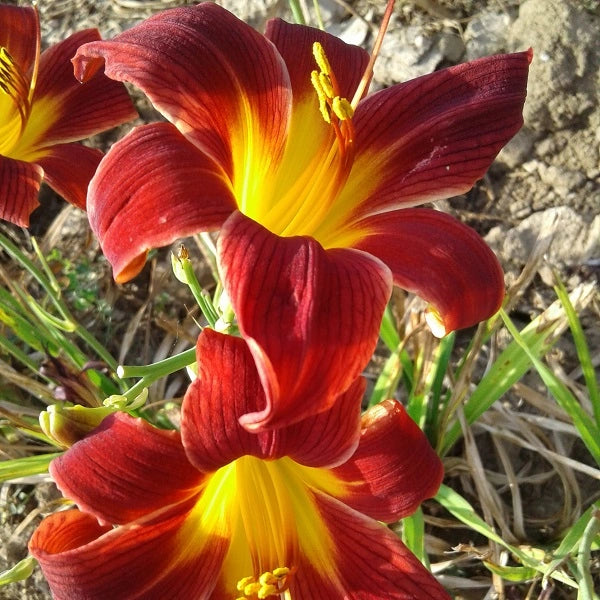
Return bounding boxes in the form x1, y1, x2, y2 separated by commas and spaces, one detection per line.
72, 4, 530, 429
0, 5, 136, 226
30, 329, 448, 600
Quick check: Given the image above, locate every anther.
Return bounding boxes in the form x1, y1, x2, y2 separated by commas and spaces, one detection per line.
236, 576, 256, 591
312, 42, 332, 76
273, 567, 290, 579
332, 96, 354, 121
258, 584, 278, 599
318, 72, 335, 99
244, 582, 262, 596
259, 572, 277, 586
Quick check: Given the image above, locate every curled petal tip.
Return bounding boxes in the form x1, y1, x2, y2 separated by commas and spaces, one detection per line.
425, 308, 447, 338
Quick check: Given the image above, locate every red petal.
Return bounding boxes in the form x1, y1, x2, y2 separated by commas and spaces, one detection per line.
291, 493, 450, 599
182, 329, 274, 472
354, 208, 505, 335
50, 413, 203, 526
0, 5, 38, 77
325, 51, 531, 228
284, 377, 364, 468
35, 143, 102, 210
72, 4, 290, 190
28, 29, 136, 146
29, 504, 227, 600
333, 399, 443, 522
182, 329, 364, 471
87, 122, 236, 282
217, 212, 392, 431
0, 155, 43, 226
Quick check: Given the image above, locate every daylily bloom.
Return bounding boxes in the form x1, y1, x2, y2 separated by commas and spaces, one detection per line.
72, 4, 531, 429
30, 328, 448, 600
0, 5, 136, 226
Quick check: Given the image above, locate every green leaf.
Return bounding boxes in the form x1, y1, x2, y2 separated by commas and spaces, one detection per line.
368, 345, 403, 407
379, 304, 400, 351
0, 556, 37, 586
544, 502, 599, 583
501, 309, 600, 466
401, 508, 429, 568
0, 452, 61, 483
553, 277, 600, 426
435, 485, 577, 588
439, 313, 563, 455
484, 562, 538, 582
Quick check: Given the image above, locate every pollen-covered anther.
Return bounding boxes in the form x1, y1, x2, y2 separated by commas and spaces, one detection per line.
310, 42, 356, 162
318, 72, 335, 99
332, 96, 354, 121
237, 567, 293, 598
312, 41, 332, 76
237, 576, 257, 592
244, 581, 262, 596
258, 583, 278, 598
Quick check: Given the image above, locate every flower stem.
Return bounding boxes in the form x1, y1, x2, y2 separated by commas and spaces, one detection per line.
118, 347, 197, 401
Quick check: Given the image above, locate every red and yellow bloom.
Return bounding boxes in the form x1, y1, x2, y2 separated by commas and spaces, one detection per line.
0, 5, 136, 226
72, 4, 530, 429
30, 329, 447, 599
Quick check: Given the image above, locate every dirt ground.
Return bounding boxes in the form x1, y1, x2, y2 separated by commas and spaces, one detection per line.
1, 0, 598, 598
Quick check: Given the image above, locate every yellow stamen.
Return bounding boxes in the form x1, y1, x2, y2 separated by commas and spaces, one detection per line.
312, 41, 332, 76
259, 572, 277, 586
244, 582, 262, 596
332, 96, 354, 121
273, 567, 290, 579
258, 584, 278, 598
236, 566, 294, 599
318, 72, 335, 99
310, 70, 331, 124
237, 576, 256, 591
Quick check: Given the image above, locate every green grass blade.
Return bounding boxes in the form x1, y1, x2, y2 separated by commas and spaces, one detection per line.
0, 452, 61, 483
425, 332, 454, 445
501, 309, 600, 466
380, 304, 400, 351
401, 507, 429, 568
368, 345, 403, 407
577, 506, 600, 600
440, 316, 562, 455
544, 502, 599, 586
435, 484, 577, 587
554, 277, 600, 426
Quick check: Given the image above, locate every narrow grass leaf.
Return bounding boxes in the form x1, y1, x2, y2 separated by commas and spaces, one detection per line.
501, 309, 600, 466
577, 506, 600, 600
553, 277, 600, 426
440, 317, 561, 455
380, 304, 400, 351
544, 502, 599, 586
0, 453, 61, 483
435, 484, 577, 587
368, 345, 403, 406
401, 507, 429, 567
483, 562, 538, 582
